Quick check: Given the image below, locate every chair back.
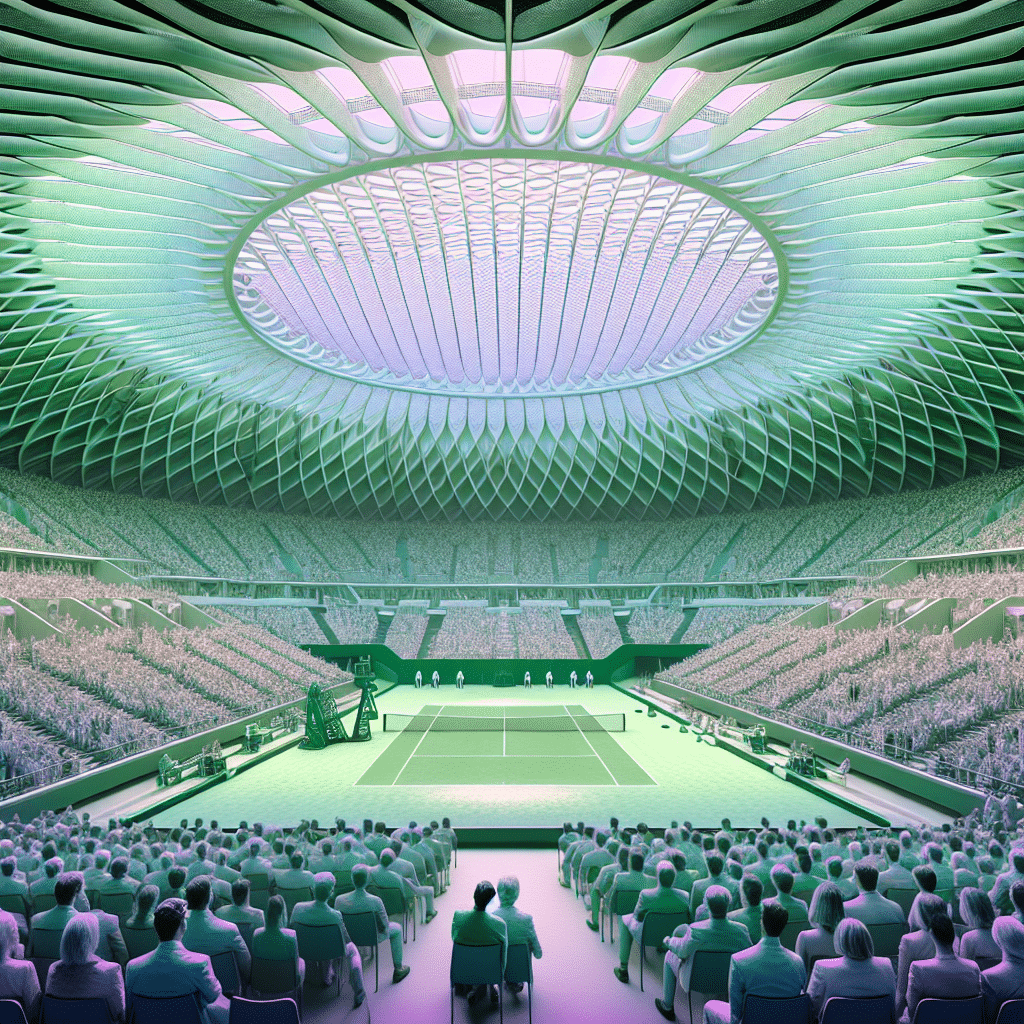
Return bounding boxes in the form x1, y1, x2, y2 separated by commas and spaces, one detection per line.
42, 995, 113, 1024
679, 948, 733, 997
244, 873, 271, 911
128, 992, 204, 1024
276, 888, 311, 917
819, 994, 896, 1024
368, 884, 407, 919
98, 891, 135, 921
505, 944, 532, 986
972, 955, 1000, 973
340, 910, 378, 948
996, 1001, 1024, 1024
743, 993, 811, 1024
293, 921, 346, 963
912, 995, 984, 1024
882, 888, 917, 918
866, 921, 907, 959
0, 896, 25, 918
332, 871, 353, 898
641, 911, 690, 951
122, 924, 160, 960
779, 920, 812, 952
235, 920, 256, 953
0, 998, 28, 1024
209, 950, 241, 996
32, 893, 58, 914
250, 956, 299, 997
29, 928, 64, 959
450, 943, 503, 988
609, 889, 641, 917
228, 997, 301, 1024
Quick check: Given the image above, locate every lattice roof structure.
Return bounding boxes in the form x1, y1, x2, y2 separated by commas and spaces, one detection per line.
2, 0, 1023, 520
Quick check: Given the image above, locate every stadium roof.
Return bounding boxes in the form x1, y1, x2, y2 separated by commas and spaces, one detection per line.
2, 0, 1023, 520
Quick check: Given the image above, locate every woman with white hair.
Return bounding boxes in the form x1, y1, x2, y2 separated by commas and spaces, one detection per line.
806, 917, 897, 1023
796, 881, 845, 973
957, 888, 1001, 969
45, 912, 125, 1022
0, 909, 39, 1023
982, 916, 1024, 1024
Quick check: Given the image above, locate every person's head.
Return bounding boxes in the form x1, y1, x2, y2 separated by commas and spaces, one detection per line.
266, 894, 285, 930
885, 841, 900, 865
771, 864, 795, 895
1011, 881, 1024, 917
167, 867, 186, 892
979, 857, 995, 877
809, 882, 845, 934
60, 912, 99, 965
0, 858, 14, 879
761, 901, 789, 939
741, 875, 763, 909
617, 847, 630, 870
927, 844, 944, 866
379, 849, 395, 869
289, 852, 303, 871
913, 864, 937, 893
43, 857, 62, 879
629, 850, 644, 873
656, 860, 676, 889
959, 888, 995, 930
595, 832, 607, 848
54, 872, 83, 908
312, 871, 333, 903
834, 918, 874, 960
826, 857, 844, 880
134, 884, 159, 920
185, 876, 212, 912
110, 857, 129, 880
0, 911, 18, 962
706, 854, 724, 878
473, 881, 496, 912
230, 878, 251, 908
911, 892, 947, 933
992, 916, 1024, 962
497, 876, 520, 907
1012, 849, 1024, 874
854, 862, 879, 893
705, 885, 730, 920
927, 911, 955, 949
797, 854, 813, 877
351, 864, 369, 890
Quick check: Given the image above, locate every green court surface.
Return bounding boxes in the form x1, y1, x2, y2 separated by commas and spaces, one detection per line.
356, 704, 655, 786
152, 687, 880, 829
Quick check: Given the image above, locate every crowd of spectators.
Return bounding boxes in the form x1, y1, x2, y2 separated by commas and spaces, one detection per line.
9, 464, 1024, 587
679, 606, 783, 646
577, 608, 623, 659
561, 811, 1024, 1024
0, 806, 459, 1022
385, 611, 430, 659
424, 606, 579, 659
322, 604, 379, 646
225, 606, 327, 646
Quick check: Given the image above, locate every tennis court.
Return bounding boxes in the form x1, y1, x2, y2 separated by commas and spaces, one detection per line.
356, 704, 656, 786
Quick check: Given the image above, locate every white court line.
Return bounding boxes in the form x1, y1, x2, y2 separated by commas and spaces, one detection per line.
568, 704, 620, 786
413, 753, 598, 758
393, 705, 445, 785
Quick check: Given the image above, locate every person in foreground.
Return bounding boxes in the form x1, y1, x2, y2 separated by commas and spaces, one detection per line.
902, 911, 979, 1024
654, 884, 751, 1021
452, 880, 507, 1005
981, 916, 1024, 1024
0, 910, 38, 1023
490, 875, 541, 993
806, 917, 896, 1023
45, 913, 125, 1022
125, 898, 230, 1024
335, 862, 409, 985
698, 900, 806, 1024
617, 859, 691, 985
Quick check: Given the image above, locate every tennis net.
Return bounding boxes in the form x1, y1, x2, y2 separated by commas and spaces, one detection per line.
383, 712, 625, 733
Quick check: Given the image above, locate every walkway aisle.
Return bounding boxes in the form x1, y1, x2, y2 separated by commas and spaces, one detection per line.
301, 847, 676, 1024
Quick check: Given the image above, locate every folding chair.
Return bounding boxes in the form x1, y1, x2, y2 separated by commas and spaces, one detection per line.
742, 993, 811, 1024
28, 927, 62, 990
911, 995, 984, 1024
128, 993, 204, 1024
209, 950, 242, 998
97, 891, 135, 922
866, 921, 907, 961
636, 911, 690, 991
0, 999, 27, 1024
450, 943, 503, 1024
882, 889, 917, 919
123, 924, 160, 960
293, 921, 347, 999
996, 1001, 1024, 1024
678, 948, 732, 1022
41, 995, 113, 1024
228, 997, 300, 1024
505, 944, 533, 1024
368, 882, 413, 941
819, 993, 896, 1024
342, 910, 390, 993
779, 919, 812, 952
600, 888, 640, 943
243, 873, 272, 912
249, 956, 303, 1018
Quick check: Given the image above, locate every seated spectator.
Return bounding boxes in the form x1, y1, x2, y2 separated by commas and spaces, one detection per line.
690, 855, 739, 915
958, 889, 1000, 967
770, 864, 809, 923
724, 875, 763, 942
896, 892, 946, 1017
0, 910, 39, 1024
843, 863, 905, 926
336, 863, 409, 985
587, 842, 625, 932
701, 901, 807, 1024
380, 845, 436, 923
126, 885, 159, 932
290, 871, 366, 1006
797, 882, 845, 973
251, 896, 304, 991
30, 871, 80, 947
28, 858, 62, 907
807, 918, 897, 1023
878, 841, 916, 895
616, 860, 692, 985
791, 853, 823, 903
214, 878, 264, 951
452, 881, 507, 1005
655, 884, 751, 1021
1012, 881, 1024, 926
125, 898, 229, 1024
100, 857, 140, 900
826, 857, 858, 901
903, 911, 979, 1024
164, 867, 187, 903
0, 858, 29, 942
490, 875, 541, 993
45, 913, 125, 1023
181, 877, 250, 994
982, 916, 1024, 1024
